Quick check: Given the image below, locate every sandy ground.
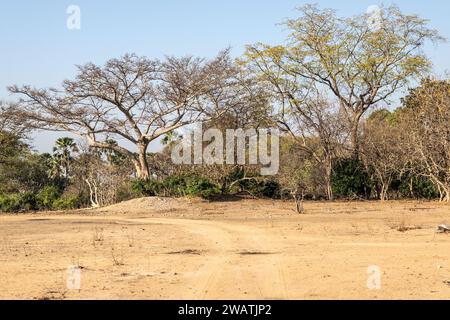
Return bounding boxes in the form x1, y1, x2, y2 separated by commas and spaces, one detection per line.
1, 197, 450, 300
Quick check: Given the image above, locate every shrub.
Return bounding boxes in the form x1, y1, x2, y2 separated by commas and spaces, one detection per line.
131, 179, 163, 196
332, 158, 373, 199
0, 192, 38, 212
36, 185, 62, 209
131, 174, 220, 199
162, 175, 188, 196
115, 183, 136, 203
52, 196, 80, 210
184, 176, 220, 199
20, 192, 37, 211
239, 179, 280, 198
394, 174, 438, 199
0, 194, 22, 212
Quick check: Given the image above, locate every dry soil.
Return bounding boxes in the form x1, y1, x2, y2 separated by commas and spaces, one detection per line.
1, 197, 450, 299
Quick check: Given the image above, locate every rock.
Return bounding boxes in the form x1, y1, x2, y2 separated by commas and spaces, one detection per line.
436, 224, 450, 233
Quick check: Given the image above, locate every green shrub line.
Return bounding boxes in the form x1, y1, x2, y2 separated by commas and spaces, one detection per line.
0, 168, 438, 213
131, 174, 220, 199
0, 185, 82, 212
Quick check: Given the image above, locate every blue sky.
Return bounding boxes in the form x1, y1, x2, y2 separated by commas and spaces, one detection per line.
1, 0, 449, 152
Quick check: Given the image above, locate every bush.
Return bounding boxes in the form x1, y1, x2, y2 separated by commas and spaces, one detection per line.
20, 192, 37, 211
36, 185, 62, 209
163, 175, 189, 196
239, 178, 280, 198
0, 192, 38, 212
0, 194, 22, 212
131, 179, 163, 196
332, 158, 373, 199
0, 189, 82, 212
184, 176, 220, 198
393, 174, 438, 199
131, 174, 220, 199
115, 183, 136, 203
52, 196, 81, 210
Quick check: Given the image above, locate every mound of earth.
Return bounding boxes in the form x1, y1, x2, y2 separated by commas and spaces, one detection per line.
95, 197, 193, 214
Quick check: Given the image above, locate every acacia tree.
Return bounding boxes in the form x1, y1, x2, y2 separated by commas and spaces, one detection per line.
245, 4, 442, 158
9, 52, 235, 179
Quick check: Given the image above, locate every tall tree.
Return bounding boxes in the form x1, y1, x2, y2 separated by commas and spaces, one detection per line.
52, 137, 78, 179
244, 4, 442, 158
9, 51, 235, 179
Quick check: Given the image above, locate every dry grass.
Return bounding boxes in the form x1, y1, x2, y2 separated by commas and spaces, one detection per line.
111, 246, 125, 266
386, 216, 423, 232
91, 226, 104, 246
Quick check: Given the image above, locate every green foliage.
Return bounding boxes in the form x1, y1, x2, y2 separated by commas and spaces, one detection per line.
0, 186, 81, 212
163, 175, 189, 196
184, 177, 220, 198
52, 196, 81, 210
36, 185, 62, 209
332, 158, 373, 199
115, 183, 136, 203
131, 174, 220, 199
0, 194, 22, 212
238, 179, 280, 198
392, 174, 438, 200
0, 131, 26, 161
20, 192, 37, 211
0, 192, 37, 212
0, 154, 53, 195
131, 179, 163, 196
222, 168, 280, 197
0, 134, 79, 212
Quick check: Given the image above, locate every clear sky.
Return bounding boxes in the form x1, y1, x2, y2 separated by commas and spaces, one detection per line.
1, 0, 449, 152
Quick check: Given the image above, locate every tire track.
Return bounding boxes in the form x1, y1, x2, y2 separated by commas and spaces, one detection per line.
128, 218, 291, 299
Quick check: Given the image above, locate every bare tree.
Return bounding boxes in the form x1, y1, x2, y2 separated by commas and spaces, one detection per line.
401, 78, 450, 202
278, 92, 346, 200
195, 73, 273, 194
361, 109, 404, 201
0, 101, 30, 136
238, 58, 346, 200
277, 137, 314, 213
9, 51, 235, 179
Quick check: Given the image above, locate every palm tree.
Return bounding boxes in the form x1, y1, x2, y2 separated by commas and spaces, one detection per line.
101, 139, 127, 165
53, 137, 78, 179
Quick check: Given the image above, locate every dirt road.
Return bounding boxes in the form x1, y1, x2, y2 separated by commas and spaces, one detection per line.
1, 198, 450, 299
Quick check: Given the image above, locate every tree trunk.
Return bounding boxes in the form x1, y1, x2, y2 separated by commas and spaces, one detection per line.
85, 179, 99, 208
380, 184, 388, 202
350, 112, 363, 160
437, 184, 450, 203
408, 177, 414, 199
324, 158, 333, 201
445, 189, 450, 203
134, 143, 150, 180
